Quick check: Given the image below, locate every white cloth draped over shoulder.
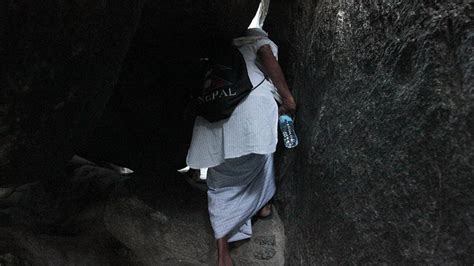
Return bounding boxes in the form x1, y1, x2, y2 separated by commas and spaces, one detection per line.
186, 37, 280, 169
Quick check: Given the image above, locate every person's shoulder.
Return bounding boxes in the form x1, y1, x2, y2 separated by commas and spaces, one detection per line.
254, 38, 278, 58
254, 37, 277, 49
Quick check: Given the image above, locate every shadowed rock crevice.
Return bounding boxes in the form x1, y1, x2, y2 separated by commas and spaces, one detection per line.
1, 0, 472, 265
1, 0, 147, 185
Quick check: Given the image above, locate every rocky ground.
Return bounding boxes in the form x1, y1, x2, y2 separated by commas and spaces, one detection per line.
0, 158, 285, 265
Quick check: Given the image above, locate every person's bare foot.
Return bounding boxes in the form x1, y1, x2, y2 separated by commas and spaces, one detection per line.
217, 238, 233, 266
257, 203, 272, 218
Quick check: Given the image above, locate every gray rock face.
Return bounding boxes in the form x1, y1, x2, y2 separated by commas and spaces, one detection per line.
104, 195, 285, 265
269, 1, 473, 264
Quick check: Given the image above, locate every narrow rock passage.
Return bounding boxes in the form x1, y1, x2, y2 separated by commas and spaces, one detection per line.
1, 0, 472, 264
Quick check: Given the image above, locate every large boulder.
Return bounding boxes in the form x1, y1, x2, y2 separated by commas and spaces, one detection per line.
271, 1, 473, 264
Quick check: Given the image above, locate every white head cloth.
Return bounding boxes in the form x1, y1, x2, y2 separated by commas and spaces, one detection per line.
233, 0, 271, 47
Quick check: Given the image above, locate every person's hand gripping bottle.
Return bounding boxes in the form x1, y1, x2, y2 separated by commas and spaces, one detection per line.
279, 115, 298, 148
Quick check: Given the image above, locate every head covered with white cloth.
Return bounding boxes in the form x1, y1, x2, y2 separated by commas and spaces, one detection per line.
232, 0, 270, 46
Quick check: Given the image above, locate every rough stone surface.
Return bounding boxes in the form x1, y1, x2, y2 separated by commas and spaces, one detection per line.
0, 162, 285, 265
0, 225, 133, 265
104, 172, 285, 266
268, 1, 473, 264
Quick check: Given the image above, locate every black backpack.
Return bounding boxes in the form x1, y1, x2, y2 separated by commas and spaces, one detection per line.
194, 45, 264, 122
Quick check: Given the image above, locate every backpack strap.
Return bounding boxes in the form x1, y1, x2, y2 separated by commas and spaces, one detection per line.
252, 77, 266, 91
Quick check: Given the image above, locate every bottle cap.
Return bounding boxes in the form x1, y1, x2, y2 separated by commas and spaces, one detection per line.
279, 114, 293, 123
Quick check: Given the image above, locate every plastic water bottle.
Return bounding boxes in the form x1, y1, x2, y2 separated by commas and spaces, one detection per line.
279, 115, 298, 148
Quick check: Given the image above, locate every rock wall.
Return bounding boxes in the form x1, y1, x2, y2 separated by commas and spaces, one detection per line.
1, 0, 145, 185
271, 1, 473, 264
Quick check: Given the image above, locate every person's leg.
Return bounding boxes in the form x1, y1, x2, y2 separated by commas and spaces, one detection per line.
257, 202, 272, 218
208, 153, 276, 265
216, 237, 233, 266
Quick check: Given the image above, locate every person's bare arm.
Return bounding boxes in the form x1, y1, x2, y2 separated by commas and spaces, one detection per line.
257, 45, 296, 115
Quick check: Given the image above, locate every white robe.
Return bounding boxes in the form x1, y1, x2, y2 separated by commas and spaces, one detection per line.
186, 37, 280, 169
207, 153, 276, 242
